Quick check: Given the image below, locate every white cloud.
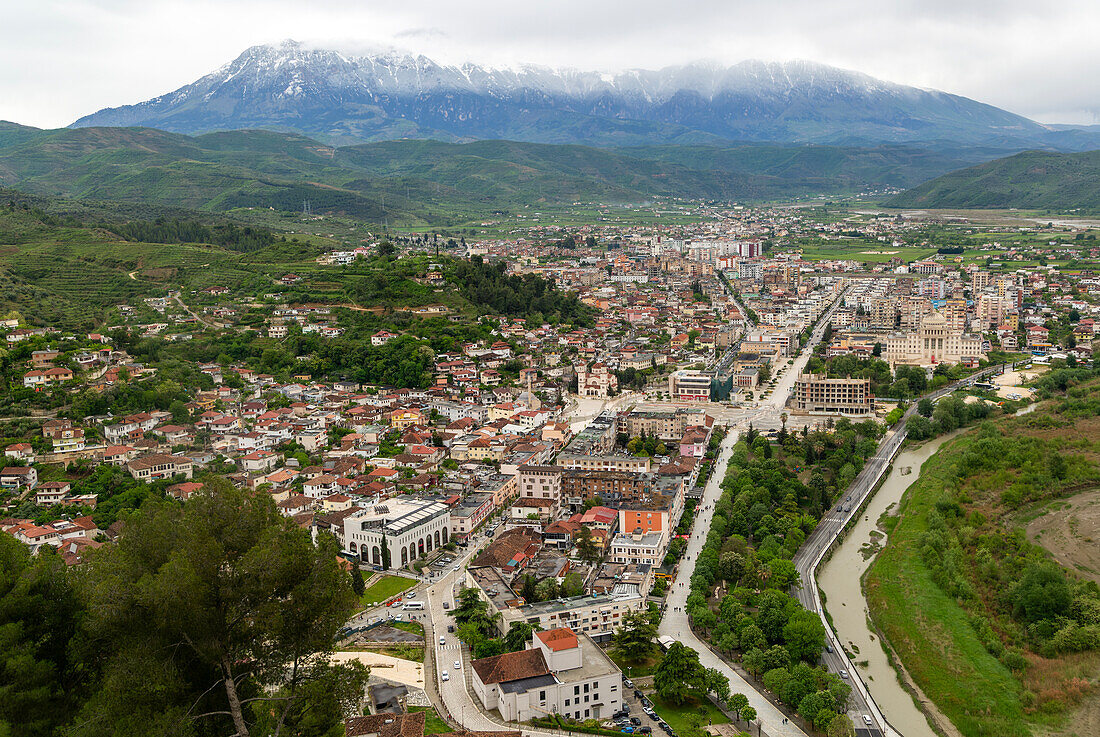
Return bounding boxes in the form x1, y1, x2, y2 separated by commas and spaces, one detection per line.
1, 0, 1098, 128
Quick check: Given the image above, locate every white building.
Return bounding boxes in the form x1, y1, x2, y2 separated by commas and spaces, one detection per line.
669, 370, 711, 402
471, 628, 623, 722
494, 592, 647, 643
607, 531, 664, 567
885, 311, 986, 368
343, 498, 451, 569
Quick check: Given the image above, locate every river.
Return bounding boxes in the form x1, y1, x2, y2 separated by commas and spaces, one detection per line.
819, 434, 961, 737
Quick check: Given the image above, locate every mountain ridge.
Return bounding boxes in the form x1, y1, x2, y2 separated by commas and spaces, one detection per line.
71, 40, 1090, 150
0, 124, 998, 220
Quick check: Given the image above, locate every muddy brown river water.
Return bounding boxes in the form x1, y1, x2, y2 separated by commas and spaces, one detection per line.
819, 434, 962, 737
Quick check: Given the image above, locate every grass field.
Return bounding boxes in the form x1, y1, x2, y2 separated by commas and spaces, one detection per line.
607, 647, 660, 678
408, 706, 450, 735
649, 694, 730, 733
361, 575, 418, 605
865, 432, 1030, 737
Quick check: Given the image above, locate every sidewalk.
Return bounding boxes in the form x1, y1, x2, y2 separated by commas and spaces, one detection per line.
657, 430, 809, 737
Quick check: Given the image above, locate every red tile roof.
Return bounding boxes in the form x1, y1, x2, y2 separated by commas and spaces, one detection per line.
471, 648, 550, 685
536, 627, 579, 652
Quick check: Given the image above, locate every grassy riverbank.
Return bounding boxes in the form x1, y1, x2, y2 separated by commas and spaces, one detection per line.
866, 373, 1100, 737
866, 433, 1029, 736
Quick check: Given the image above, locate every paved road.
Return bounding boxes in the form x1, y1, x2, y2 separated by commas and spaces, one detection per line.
791, 362, 1017, 737
419, 530, 567, 737
763, 288, 848, 412
659, 428, 809, 737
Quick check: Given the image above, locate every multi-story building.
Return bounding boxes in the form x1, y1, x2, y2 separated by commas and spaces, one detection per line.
561, 469, 652, 512
518, 465, 563, 504
792, 374, 873, 415
450, 491, 496, 538
494, 592, 646, 643
126, 454, 194, 481
885, 312, 986, 367
668, 370, 711, 402
619, 408, 711, 442
343, 498, 451, 569
607, 531, 664, 567
471, 629, 622, 722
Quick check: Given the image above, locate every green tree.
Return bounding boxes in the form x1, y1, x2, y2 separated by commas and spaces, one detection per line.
1011, 562, 1072, 623
613, 610, 659, 662
351, 565, 365, 597
0, 538, 84, 737
575, 526, 600, 564
728, 693, 749, 720
76, 481, 364, 737
705, 667, 730, 704
740, 706, 756, 724
827, 714, 856, 737
505, 622, 536, 652
782, 609, 827, 663
654, 642, 706, 705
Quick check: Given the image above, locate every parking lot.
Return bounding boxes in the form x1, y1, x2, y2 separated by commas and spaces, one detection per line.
606, 676, 666, 737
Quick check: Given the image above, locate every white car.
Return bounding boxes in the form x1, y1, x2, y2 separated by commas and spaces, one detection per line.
454, 660, 461, 669
440, 636, 446, 645
441, 671, 449, 682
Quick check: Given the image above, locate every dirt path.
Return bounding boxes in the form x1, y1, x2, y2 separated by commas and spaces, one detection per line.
1026, 489, 1100, 585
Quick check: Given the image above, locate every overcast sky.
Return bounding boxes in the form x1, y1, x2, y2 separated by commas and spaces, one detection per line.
4, 0, 1100, 129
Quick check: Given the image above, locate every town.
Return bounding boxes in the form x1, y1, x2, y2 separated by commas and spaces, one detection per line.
2, 201, 1098, 737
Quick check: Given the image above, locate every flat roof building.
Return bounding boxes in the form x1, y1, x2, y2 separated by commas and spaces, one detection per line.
344, 498, 450, 569
792, 373, 873, 416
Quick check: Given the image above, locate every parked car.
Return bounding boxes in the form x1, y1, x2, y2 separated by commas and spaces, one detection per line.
633, 689, 643, 700
631, 718, 642, 726
623, 678, 634, 688
840, 669, 849, 679
441, 671, 449, 682
447, 625, 455, 633
862, 715, 872, 726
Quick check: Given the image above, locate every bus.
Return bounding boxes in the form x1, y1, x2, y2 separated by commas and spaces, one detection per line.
403, 601, 425, 610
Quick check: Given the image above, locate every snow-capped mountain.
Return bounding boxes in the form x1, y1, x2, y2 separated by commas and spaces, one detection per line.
71, 39, 1056, 148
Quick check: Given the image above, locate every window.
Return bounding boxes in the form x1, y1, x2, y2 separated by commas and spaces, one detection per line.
565, 699, 570, 706
574, 686, 580, 696
540, 691, 546, 702
584, 684, 589, 693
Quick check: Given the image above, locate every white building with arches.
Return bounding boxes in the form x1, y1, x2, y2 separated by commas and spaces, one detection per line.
343, 499, 451, 569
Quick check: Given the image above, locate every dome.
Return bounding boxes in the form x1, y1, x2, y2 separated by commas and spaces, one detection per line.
516, 390, 542, 410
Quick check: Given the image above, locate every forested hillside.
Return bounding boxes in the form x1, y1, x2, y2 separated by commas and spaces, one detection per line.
887, 149, 1100, 211
0, 123, 995, 221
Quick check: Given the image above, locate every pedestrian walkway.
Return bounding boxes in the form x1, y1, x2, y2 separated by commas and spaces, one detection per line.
658, 429, 810, 737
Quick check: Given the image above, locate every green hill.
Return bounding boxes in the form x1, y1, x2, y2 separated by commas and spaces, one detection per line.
0, 124, 990, 222
886, 149, 1100, 211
